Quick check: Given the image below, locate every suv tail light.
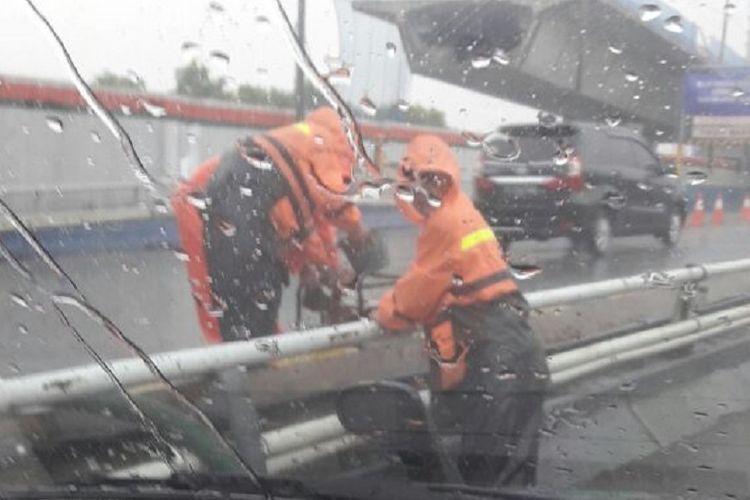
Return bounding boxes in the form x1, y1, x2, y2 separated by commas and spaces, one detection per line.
544, 154, 584, 192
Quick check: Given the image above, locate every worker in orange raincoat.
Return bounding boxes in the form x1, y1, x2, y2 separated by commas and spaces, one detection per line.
172, 106, 373, 342
376, 135, 549, 486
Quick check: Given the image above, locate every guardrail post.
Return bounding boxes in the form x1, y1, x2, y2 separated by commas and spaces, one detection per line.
671, 275, 708, 322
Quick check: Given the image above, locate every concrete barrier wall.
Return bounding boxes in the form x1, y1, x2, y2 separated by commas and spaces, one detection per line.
0, 79, 480, 221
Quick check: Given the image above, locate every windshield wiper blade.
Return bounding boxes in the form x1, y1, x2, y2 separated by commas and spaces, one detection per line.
66, 473, 312, 498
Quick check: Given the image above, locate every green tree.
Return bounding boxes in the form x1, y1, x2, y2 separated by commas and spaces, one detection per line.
174, 60, 228, 99
236, 82, 324, 110
371, 103, 446, 127
93, 71, 146, 92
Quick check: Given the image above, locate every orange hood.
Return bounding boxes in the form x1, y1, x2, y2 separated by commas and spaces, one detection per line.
304, 106, 355, 192
396, 134, 461, 224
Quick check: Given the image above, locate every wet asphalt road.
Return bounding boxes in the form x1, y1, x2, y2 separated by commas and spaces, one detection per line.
0, 220, 749, 377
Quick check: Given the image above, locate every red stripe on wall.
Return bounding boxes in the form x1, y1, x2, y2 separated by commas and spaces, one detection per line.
0, 77, 464, 145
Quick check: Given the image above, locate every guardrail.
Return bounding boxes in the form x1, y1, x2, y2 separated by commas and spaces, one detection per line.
2, 257, 750, 472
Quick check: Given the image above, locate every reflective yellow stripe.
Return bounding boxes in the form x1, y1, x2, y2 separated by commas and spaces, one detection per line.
294, 122, 312, 136
460, 227, 496, 251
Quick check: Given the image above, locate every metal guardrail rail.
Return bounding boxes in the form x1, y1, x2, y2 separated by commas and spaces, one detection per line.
2, 257, 750, 471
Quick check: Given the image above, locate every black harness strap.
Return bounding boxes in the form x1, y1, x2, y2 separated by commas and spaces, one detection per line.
451, 269, 514, 296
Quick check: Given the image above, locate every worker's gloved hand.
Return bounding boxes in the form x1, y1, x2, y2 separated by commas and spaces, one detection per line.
340, 228, 389, 275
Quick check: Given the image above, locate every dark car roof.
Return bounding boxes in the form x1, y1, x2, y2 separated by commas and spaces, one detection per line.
499, 121, 646, 143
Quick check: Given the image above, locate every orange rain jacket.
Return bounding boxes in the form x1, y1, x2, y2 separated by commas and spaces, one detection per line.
377, 135, 518, 363
258, 106, 363, 272
172, 107, 363, 341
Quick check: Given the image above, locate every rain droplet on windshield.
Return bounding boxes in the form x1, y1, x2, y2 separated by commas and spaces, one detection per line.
625, 71, 639, 82
218, 220, 237, 237
208, 1, 224, 12
663, 15, 684, 33
255, 15, 271, 31
359, 96, 377, 117
141, 100, 167, 118
462, 131, 483, 148
603, 192, 627, 209
326, 66, 352, 85
46, 116, 64, 133
239, 186, 254, 197
637, 181, 653, 191
186, 194, 210, 210
91, 131, 101, 143
181, 41, 201, 60
725, 2, 737, 14
358, 181, 382, 199
642, 270, 676, 288
553, 146, 571, 166
509, 263, 542, 280
385, 42, 397, 58
10, 293, 29, 309
395, 185, 415, 203
608, 44, 624, 55
482, 132, 521, 161
186, 133, 197, 144
173, 251, 190, 262
538, 111, 559, 127
17, 324, 29, 335
492, 48, 510, 66
638, 4, 661, 22
731, 88, 745, 98
426, 194, 442, 208
605, 114, 622, 127
471, 55, 492, 69
209, 50, 230, 69
685, 170, 708, 186
397, 99, 410, 112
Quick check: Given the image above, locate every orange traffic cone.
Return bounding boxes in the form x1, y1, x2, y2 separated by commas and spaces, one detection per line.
741, 193, 750, 222
687, 192, 705, 228
711, 192, 724, 226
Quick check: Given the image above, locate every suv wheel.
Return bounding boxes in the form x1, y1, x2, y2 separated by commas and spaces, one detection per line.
589, 213, 612, 256
658, 209, 683, 248
570, 212, 612, 257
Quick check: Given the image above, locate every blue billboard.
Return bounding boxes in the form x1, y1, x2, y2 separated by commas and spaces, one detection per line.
684, 67, 750, 116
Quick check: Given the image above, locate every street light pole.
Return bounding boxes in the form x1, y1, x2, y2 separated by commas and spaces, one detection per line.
709, 0, 732, 171
294, 0, 307, 120
719, 0, 731, 63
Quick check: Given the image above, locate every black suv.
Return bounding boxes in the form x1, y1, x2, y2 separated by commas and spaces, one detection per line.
473, 122, 687, 256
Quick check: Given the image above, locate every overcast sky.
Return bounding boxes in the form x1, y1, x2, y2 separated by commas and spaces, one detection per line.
0, 0, 747, 130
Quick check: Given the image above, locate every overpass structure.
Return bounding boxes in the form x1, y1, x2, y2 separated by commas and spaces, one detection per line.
347, 0, 746, 140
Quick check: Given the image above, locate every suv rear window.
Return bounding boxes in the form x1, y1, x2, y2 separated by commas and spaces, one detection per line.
498, 125, 578, 162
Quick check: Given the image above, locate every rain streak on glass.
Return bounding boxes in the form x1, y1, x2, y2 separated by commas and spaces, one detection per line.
638, 3, 662, 22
